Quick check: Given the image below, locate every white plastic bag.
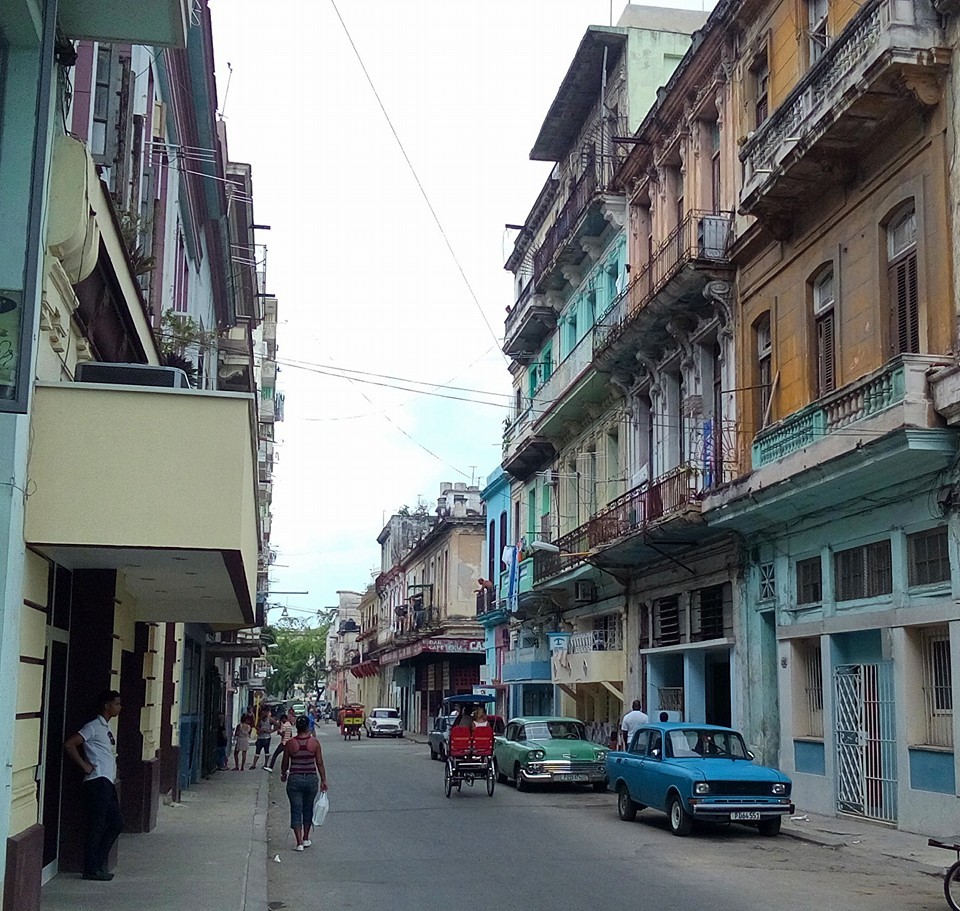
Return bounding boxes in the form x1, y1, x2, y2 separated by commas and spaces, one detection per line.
313, 790, 329, 827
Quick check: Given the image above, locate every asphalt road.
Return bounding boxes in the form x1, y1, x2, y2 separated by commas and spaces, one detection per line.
266, 728, 945, 911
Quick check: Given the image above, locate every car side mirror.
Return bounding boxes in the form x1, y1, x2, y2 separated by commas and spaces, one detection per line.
747, 750, 755, 760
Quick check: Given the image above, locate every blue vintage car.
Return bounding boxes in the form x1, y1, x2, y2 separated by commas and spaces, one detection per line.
606, 722, 794, 836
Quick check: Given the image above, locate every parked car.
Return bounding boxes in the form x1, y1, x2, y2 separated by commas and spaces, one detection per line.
429, 712, 505, 760
364, 707, 403, 738
493, 716, 608, 791
606, 722, 794, 837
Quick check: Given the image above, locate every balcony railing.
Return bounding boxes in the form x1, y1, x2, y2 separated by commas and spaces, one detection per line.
533, 465, 701, 583
751, 358, 913, 468
531, 327, 594, 426
740, 0, 944, 206
595, 211, 732, 358
533, 159, 600, 283
504, 278, 535, 336
502, 397, 534, 459
570, 627, 623, 653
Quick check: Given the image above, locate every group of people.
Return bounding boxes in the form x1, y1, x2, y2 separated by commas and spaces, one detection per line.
452, 705, 490, 729
64, 690, 331, 881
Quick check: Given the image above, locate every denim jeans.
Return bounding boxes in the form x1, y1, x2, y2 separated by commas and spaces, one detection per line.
286, 774, 319, 828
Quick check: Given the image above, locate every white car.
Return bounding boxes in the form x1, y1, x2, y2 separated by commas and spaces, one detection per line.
365, 708, 403, 738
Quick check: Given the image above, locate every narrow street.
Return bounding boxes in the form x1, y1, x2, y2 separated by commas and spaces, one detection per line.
266, 730, 945, 911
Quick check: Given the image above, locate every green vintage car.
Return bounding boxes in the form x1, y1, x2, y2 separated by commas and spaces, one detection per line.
493, 716, 608, 792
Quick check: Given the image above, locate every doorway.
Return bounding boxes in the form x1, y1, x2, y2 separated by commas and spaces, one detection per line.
39, 629, 69, 883
835, 662, 897, 822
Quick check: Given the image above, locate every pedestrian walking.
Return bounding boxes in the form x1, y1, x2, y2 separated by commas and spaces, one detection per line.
233, 714, 253, 770
264, 709, 295, 772
63, 689, 124, 882
249, 708, 275, 770
280, 716, 328, 852
620, 699, 649, 750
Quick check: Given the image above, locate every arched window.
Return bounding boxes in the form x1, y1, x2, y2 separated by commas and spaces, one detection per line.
888, 206, 919, 354
812, 266, 836, 396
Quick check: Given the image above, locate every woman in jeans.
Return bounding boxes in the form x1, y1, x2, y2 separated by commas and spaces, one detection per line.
280, 716, 328, 851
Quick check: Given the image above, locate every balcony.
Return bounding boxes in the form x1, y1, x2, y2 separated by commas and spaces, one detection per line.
503, 280, 558, 361
25, 381, 259, 627
531, 327, 609, 438
533, 465, 705, 585
739, 0, 949, 219
552, 641, 624, 688
706, 355, 955, 531
501, 646, 552, 683
58, 0, 188, 47
594, 211, 733, 373
502, 398, 555, 482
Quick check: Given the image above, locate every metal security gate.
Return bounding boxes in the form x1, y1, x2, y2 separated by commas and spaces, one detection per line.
835, 663, 897, 822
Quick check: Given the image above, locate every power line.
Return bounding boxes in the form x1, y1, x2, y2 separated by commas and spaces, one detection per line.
327, 0, 507, 365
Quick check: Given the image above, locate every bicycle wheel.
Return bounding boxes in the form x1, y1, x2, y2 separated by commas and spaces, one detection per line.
444, 762, 453, 798
486, 764, 495, 797
945, 859, 960, 911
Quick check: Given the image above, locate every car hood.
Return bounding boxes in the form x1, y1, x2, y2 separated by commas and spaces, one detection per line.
526, 739, 605, 760
668, 758, 791, 783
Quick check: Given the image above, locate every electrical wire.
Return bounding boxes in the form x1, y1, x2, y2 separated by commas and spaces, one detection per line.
327, 0, 507, 364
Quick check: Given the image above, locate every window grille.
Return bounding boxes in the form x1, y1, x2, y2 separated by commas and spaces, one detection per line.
658, 687, 684, 714
802, 640, 824, 738
694, 585, 726, 641
907, 527, 950, 587
796, 556, 823, 605
759, 562, 776, 601
592, 615, 623, 651
919, 626, 953, 748
654, 597, 681, 647
834, 540, 892, 601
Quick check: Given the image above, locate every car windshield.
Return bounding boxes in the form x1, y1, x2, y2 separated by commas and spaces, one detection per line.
666, 728, 749, 759
372, 710, 399, 719
522, 721, 585, 741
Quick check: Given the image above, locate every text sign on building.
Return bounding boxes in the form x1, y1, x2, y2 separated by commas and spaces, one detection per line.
381, 638, 484, 664
548, 632, 571, 652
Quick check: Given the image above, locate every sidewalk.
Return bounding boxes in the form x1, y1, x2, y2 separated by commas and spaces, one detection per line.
406, 727, 951, 877
41, 767, 268, 911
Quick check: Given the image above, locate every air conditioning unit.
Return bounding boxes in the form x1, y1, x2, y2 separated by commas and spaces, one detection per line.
75, 362, 191, 388
698, 215, 729, 260
574, 581, 596, 603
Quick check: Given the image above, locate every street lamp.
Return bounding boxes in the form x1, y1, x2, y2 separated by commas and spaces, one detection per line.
529, 540, 594, 557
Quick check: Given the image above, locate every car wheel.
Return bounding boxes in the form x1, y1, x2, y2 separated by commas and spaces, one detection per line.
495, 759, 507, 784
617, 784, 638, 822
514, 763, 528, 792
668, 795, 693, 836
757, 816, 782, 837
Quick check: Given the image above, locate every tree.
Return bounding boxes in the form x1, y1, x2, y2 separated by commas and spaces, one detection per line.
263, 622, 330, 700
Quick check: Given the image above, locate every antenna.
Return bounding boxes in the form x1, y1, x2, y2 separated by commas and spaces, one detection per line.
219, 62, 234, 121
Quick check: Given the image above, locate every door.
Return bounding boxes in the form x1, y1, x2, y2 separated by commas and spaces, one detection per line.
40, 631, 69, 881
835, 663, 897, 822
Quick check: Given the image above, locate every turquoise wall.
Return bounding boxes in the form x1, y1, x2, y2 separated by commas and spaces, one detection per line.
908, 748, 955, 794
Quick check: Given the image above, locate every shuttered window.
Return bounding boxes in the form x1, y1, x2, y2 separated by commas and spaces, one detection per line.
834, 540, 892, 601
888, 208, 919, 354
813, 266, 836, 396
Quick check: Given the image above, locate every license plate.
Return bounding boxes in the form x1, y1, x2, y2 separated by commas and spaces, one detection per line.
555, 773, 589, 782
731, 811, 761, 821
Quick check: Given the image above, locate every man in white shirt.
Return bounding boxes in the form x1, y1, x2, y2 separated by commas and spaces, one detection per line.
620, 700, 649, 750
64, 690, 123, 881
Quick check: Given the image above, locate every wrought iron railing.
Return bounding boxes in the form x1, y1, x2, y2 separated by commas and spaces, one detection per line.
532, 465, 702, 584
595, 210, 732, 358
504, 277, 536, 336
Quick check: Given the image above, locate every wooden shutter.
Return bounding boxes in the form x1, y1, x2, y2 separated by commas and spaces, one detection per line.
890, 252, 919, 354
816, 310, 835, 396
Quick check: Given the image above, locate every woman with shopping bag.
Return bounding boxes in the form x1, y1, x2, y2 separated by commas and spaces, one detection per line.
280, 715, 328, 852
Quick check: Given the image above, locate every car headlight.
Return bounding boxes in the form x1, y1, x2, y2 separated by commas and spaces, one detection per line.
771, 782, 787, 795
694, 782, 711, 795
528, 749, 545, 761
596, 751, 608, 762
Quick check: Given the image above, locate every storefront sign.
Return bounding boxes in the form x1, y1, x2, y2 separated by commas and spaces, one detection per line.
379, 637, 484, 665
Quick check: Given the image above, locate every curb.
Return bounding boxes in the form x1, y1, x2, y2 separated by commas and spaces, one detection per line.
243, 770, 269, 911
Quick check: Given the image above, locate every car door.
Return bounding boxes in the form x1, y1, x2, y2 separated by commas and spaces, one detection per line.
613, 730, 649, 802
641, 730, 670, 810
496, 722, 520, 771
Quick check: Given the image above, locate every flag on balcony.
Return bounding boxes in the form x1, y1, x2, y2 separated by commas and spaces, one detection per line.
503, 545, 518, 612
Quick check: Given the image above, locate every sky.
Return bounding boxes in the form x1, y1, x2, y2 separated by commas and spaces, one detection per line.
209, 0, 711, 625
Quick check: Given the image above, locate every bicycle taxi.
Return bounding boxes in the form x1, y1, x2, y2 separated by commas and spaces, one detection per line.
339, 704, 365, 741
441, 694, 497, 798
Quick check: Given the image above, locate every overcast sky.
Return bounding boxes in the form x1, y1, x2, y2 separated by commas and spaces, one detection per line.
210, 0, 710, 624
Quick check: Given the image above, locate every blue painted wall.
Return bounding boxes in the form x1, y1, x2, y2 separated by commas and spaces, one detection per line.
794, 740, 826, 775
909, 748, 955, 794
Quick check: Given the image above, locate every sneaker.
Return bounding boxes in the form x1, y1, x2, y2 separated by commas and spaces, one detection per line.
302, 840, 312, 847
263, 766, 272, 773
294, 845, 304, 852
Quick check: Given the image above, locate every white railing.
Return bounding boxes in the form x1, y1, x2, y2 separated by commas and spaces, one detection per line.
570, 627, 623, 654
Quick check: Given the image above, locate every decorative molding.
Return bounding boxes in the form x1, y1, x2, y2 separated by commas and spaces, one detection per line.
895, 71, 942, 108
561, 265, 583, 289
601, 199, 627, 229
666, 318, 695, 370
580, 236, 605, 262
704, 280, 733, 341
